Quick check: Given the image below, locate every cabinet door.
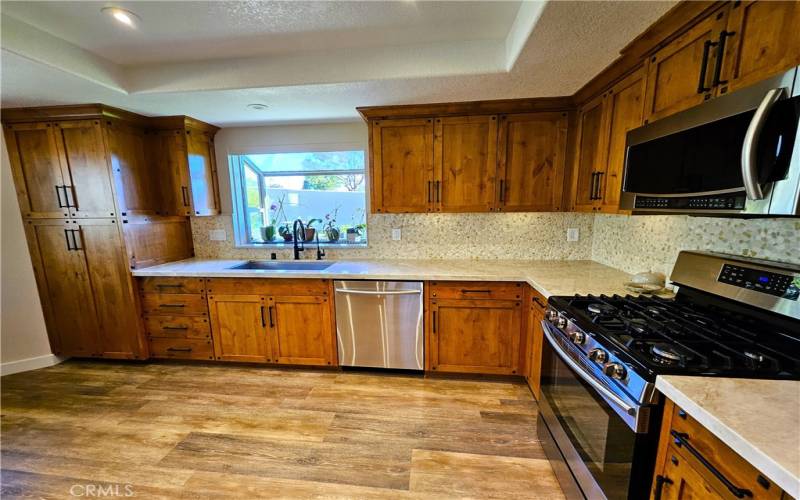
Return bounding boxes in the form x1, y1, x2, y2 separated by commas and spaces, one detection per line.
429, 299, 522, 375
77, 219, 145, 359
434, 115, 498, 212
371, 118, 434, 213
526, 292, 547, 400
3, 123, 69, 218
497, 112, 567, 212
719, 0, 800, 94
24, 219, 101, 357
572, 94, 606, 212
105, 121, 159, 217
148, 130, 192, 216
208, 294, 271, 363
55, 121, 117, 219
185, 129, 220, 216
598, 68, 646, 212
269, 295, 335, 366
655, 447, 723, 500
643, 7, 729, 122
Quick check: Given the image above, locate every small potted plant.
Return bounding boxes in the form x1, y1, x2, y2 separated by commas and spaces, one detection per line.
304, 218, 321, 242
263, 194, 288, 243
324, 206, 341, 243
279, 223, 293, 242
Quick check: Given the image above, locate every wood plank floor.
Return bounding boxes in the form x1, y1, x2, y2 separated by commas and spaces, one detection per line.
0, 360, 565, 499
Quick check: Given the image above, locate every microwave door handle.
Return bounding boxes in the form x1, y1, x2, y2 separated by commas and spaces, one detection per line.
541, 320, 636, 416
741, 87, 786, 200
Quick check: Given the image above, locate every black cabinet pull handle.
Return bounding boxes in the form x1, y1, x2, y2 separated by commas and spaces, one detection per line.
55, 185, 66, 208
461, 289, 491, 294
70, 229, 81, 251
435, 181, 441, 203
268, 306, 274, 327
653, 475, 673, 500
670, 430, 753, 498
595, 172, 604, 201
181, 186, 190, 206
589, 172, 599, 200
162, 325, 189, 330
432, 311, 437, 333
499, 179, 505, 202
67, 185, 76, 209
159, 304, 186, 308
697, 39, 717, 93
64, 228, 74, 251
427, 181, 432, 203
166, 347, 192, 352
712, 31, 735, 87
532, 297, 546, 308
260, 306, 266, 327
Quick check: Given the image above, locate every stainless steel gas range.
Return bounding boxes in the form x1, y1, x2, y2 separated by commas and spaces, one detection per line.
537, 251, 800, 500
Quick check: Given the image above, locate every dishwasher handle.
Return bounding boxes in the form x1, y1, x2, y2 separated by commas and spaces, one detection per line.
334, 289, 422, 296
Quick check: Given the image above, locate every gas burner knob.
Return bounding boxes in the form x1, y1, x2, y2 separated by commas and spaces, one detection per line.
546, 308, 559, 322
603, 362, 627, 380
588, 348, 608, 363
569, 331, 586, 345
555, 316, 567, 329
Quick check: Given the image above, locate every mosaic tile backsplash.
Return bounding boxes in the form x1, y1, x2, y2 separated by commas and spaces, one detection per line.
591, 214, 800, 277
191, 213, 798, 278
191, 213, 596, 261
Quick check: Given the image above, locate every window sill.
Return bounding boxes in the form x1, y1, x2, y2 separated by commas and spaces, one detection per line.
235, 242, 368, 250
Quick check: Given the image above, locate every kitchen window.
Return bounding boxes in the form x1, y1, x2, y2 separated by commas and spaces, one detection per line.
230, 149, 367, 246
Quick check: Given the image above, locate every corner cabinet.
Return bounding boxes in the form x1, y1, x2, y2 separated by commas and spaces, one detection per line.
427, 282, 525, 375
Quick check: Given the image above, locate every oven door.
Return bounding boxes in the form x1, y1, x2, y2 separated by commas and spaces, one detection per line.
537, 321, 658, 500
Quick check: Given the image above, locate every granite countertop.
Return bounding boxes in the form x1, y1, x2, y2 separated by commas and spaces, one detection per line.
131, 258, 639, 298
656, 376, 800, 498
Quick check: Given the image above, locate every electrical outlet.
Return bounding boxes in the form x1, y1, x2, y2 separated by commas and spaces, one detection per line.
209, 229, 227, 241
566, 228, 579, 242
391, 228, 402, 241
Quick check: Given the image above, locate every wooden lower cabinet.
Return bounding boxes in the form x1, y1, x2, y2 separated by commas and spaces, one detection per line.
205, 279, 337, 366
525, 287, 547, 399
652, 399, 788, 500
25, 218, 145, 359
427, 286, 523, 375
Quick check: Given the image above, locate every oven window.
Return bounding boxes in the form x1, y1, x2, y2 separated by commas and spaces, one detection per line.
540, 340, 636, 500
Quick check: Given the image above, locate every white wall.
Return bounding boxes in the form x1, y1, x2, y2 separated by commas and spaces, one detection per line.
0, 134, 60, 375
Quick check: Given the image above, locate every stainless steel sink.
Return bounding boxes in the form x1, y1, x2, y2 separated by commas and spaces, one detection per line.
229, 260, 333, 271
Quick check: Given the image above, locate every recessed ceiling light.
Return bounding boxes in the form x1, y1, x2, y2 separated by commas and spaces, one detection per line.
101, 7, 140, 28
247, 103, 269, 111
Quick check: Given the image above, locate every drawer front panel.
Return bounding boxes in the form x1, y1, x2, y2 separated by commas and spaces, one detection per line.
205, 278, 329, 296
144, 315, 211, 339
429, 281, 524, 301
148, 337, 214, 360
139, 277, 206, 294
141, 293, 208, 316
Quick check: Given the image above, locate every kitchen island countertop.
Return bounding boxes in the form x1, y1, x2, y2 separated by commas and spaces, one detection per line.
656, 375, 800, 498
131, 258, 640, 298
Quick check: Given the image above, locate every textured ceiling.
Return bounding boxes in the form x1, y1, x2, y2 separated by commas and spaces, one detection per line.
0, 1, 676, 126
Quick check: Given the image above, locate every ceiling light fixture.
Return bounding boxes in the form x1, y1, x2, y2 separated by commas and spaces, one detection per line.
247, 103, 269, 111
101, 7, 140, 28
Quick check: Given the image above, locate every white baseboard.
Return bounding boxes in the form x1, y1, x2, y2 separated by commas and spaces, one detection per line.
1, 353, 66, 376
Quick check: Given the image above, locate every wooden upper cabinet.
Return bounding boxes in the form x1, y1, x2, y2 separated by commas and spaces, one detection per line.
428, 298, 522, 375
269, 295, 335, 366
105, 120, 159, 217
598, 67, 646, 212
55, 120, 117, 219
208, 294, 271, 363
643, 6, 729, 123
433, 115, 498, 212
718, 0, 800, 95
185, 129, 220, 216
497, 112, 568, 212
370, 118, 434, 213
148, 129, 192, 216
572, 94, 607, 212
3, 122, 69, 219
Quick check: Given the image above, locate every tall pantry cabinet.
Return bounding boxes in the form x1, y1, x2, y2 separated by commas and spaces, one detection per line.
2, 105, 216, 359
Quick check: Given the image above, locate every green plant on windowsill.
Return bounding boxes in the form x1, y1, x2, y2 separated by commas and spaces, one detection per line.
304, 218, 322, 242
324, 206, 341, 242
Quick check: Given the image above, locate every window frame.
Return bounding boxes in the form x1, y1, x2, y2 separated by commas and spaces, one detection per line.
229, 143, 369, 249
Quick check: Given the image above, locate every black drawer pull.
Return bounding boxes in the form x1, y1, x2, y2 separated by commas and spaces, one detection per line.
697, 39, 716, 93
156, 284, 184, 288
532, 297, 546, 308
162, 325, 189, 330
670, 430, 753, 498
268, 306, 274, 327
166, 347, 192, 352
159, 304, 186, 308
461, 289, 491, 294
653, 475, 673, 500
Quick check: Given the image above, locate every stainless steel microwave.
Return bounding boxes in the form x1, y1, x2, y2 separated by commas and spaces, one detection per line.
620, 66, 800, 216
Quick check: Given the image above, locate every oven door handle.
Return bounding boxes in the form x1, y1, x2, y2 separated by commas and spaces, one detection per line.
541, 320, 637, 416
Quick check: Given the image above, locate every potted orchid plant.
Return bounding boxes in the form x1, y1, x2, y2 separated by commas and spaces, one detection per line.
261, 194, 288, 243
324, 206, 341, 243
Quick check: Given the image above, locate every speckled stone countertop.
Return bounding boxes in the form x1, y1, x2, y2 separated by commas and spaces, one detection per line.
656, 376, 800, 498
132, 258, 638, 298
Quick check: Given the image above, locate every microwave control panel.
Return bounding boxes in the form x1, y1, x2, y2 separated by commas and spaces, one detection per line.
635, 194, 746, 210
718, 264, 800, 300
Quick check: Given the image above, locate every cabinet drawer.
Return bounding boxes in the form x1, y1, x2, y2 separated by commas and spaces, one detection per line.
144, 315, 211, 339
148, 337, 214, 360
205, 278, 329, 296
429, 281, 524, 301
669, 405, 784, 499
141, 293, 208, 316
139, 277, 205, 294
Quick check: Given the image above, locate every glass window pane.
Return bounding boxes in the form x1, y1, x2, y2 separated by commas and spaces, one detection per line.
243, 165, 265, 242
244, 151, 365, 173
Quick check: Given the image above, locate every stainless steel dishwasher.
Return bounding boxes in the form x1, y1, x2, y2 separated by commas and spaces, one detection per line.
334, 280, 424, 370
